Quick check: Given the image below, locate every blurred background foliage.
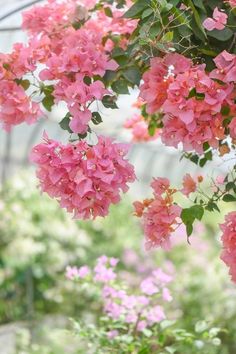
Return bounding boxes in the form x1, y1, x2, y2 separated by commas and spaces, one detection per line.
0, 171, 236, 353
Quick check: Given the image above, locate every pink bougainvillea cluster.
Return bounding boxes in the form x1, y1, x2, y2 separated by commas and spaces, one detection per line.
134, 178, 182, 250
66, 256, 173, 334
0, 0, 137, 132
140, 51, 236, 154
31, 134, 135, 219
220, 212, 236, 282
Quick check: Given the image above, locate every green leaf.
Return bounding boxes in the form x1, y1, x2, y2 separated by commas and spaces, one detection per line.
195, 320, 208, 333
186, 0, 207, 38
42, 95, 54, 112
206, 201, 220, 212
142, 8, 153, 19
191, 205, 204, 220
226, 182, 235, 191
223, 194, 236, 202
193, 0, 206, 11
123, 0, 150, 19
91, 112, 103, 125
111, 79, 129, 94
181, 205, 204, 235
59, 113, 73, 133
148, 122, 156, 136
221, 106, 230, 116
190, 154, 199, 165
104, 7, 113, 17
169, 0, 180, 5
103, 70, 117, 85
15, 79, 30, 90
102, 95, 118, 109
208, 28, 233, 41
161, 31, 174, 43
83, 76, 92, 85
123, 66, 141, 85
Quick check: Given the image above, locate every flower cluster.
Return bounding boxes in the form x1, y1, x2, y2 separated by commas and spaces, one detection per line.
66, 256, 173, 334
124, 114, 159, 142
134, 178, 181, 250
0, 0, 133, 132
140, 52, 235, 153
220, 212, 236, 283
30, 134, 135, 219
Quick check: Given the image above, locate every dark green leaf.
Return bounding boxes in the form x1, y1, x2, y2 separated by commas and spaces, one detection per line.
226, 182, 235, 191
191, 205, 204, 220
123, 66, 141, 85
199, 158, 207, 167
221, 106, 230, 116
102, 95, 118, 109
92, 112, 103, 125
205, 202, 220, 212
15, 79, 30, 90
186, 0, 207, 38
186, 222, 193, 237
42, 95, 54, 112
193, 0, 206, 11
59, 113, 73, 133
208, 28, 233, 41
112, 79, 129, 94
123, 0, 150, 19
223, 194, 236, 202
104, 7, 113, 17
83, 76, 92, 85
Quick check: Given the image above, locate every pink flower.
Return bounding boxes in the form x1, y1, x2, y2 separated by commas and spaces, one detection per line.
140, 278, 159, 296
162, 287, 173, 302
151, 177, 170, 196
124, 114, 159, 142
210, 51, 236, 83
146, 306, 166, 325
229, 118, 236, 140
216, 175, 225, 185
107, 330, 119, 339
110, 257, 119, 267
69, 109, 92, 134
31, 134, 135, 219
220, 212, 236, 283
65, 265, 90, 280
140, 54, 191, 114
94, 257, 117, 283
65, 265, 79, 280
181, 174, 197, 196
78, 266, 90, 278
203, 7, 228, 31
137, 320, 147, 332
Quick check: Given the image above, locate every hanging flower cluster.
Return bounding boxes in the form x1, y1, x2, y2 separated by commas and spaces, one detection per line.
134, 178, 182, 250
220, 212, 236, 282
31, 134, 135, 219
